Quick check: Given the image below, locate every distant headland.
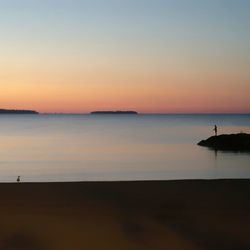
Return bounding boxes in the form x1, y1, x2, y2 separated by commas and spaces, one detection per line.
0, 109, 39, 114
198, 133, 250, 151
90, 111, 138, 115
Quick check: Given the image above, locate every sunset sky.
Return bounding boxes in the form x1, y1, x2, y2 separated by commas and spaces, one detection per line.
0, 0, 250, 113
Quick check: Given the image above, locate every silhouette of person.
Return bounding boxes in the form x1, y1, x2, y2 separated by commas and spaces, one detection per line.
213, 125, 217, 136
17, 176, 20, 183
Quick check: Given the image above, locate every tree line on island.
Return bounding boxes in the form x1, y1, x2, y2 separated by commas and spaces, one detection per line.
0, 109, 138, 115
0, 109, 39, 114
90, 111, 138, 114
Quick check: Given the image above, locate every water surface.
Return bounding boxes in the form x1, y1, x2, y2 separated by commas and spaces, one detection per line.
0, 114, 249, 182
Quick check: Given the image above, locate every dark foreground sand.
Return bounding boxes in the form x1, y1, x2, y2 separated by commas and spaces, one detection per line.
0, 180, 250, 250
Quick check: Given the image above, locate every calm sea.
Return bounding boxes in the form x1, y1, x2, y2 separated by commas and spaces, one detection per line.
0, 114, 249, 182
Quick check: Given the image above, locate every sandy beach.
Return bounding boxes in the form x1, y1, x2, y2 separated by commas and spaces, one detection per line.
0, 180, 250, 250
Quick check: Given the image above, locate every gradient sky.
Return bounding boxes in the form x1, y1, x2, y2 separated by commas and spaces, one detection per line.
0, 0, 250, 113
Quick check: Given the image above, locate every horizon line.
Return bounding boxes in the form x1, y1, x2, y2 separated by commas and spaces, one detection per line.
38, 112, 250, 115
1, 108, 249, 115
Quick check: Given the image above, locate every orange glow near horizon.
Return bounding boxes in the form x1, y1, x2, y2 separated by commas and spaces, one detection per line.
1, 61, 250, 114
1, 67, 249, 114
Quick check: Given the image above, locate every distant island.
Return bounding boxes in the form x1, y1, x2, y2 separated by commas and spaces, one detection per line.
90, 111, 138, 115
198, 133, 250, 151
0, 109, 39, 114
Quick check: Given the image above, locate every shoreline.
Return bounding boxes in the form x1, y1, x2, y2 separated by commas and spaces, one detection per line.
1, 178, 250, 184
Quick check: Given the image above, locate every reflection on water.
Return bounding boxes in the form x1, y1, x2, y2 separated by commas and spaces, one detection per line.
0, 114, 249, 182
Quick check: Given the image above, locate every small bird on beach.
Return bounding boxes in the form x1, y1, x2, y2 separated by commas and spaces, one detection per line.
17, 176, 20, 183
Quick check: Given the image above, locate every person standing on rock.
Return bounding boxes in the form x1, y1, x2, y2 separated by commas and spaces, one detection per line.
213, 125, 218, 136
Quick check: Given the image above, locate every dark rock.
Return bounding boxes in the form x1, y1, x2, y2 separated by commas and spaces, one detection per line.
198, 133, 250, 151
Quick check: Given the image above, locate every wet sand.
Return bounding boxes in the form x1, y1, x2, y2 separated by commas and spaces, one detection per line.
0, 180, 250, 250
